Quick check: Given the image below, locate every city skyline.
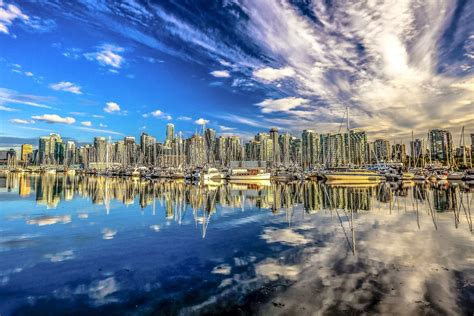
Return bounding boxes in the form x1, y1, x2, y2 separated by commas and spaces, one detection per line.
1, 0, 473, 148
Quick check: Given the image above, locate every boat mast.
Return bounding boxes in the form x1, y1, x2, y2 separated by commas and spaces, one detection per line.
347, 106, 351, 167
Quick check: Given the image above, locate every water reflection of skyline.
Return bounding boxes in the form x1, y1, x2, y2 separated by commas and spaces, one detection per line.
1, 173, 472, 216
1, 174, 473, 315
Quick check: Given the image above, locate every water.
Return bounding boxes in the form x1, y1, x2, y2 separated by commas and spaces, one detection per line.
0, 174, 473, 315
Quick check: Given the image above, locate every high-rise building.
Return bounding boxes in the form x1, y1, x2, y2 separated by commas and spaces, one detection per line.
373, 139, 391, 162
269, 128, 280, 166
124, 136, 136, 166
302, 130, 319, 168
290, 137, 302, 165
347, 131, 367, 165
94, 137, 107, 163
279, 132, 291, 166
140, 133, 156, 165
21, 144, 33, 162
320, 133, 346, 167
38, 133, 62, 164
204, 128, 216, 163
410, 139, 424, 166
391, 143, 406, 163
65, 141, 76, 165
429, 129, 453, 164
166, 123, 175, 143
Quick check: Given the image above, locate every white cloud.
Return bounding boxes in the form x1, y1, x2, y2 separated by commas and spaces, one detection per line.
92, 114, 105, 118
24, 71, 33, 77
253, 67, 295, 81
219, 125, 236, 131
49, 81, 82, 94
256, 97, 309, 113
99, 123, 107, 128
76, 127, 124, 136
143, 109, 172, 120
0, 88, 52, 109
81, 121, 92, 127
104, 101, 120, 113
10, 118, 34, 124
210, 70, 230, 78
195, 118, 209, 125
177, 116, 192, 121
31, 114, 75, 124
0, 2, 29, 34
85, 44, 124, 69
0, 105, 17, 111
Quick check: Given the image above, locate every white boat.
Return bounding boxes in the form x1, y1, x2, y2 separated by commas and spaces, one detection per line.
323, 169, 382, 183
200, 168, 225, 182
447, 172, 464, 180
228, 168, 271, 180
401, 172, 414, 180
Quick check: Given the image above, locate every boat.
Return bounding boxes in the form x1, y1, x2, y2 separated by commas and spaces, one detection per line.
228, 168, 271, 180
323, 169, 383, 183
65, 169, 76, 175
401, 172, 414, 180
447, 172, 464, 181
463, 169, 474, 181
436, 173, 448, 181
199, 168, 225, 182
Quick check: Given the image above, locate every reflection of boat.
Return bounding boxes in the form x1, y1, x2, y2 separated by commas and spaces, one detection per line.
401, 180, 415, 188
402, 172, 414, 180
323, 169, 382, 183
228, 168, 270, 180
324, 181, 379, 188
228, 179, 271, 187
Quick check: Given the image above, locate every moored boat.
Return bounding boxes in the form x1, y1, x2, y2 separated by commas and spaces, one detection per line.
228, 168, 271, 180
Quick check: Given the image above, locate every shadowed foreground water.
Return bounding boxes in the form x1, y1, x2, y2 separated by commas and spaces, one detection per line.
0, 174, 473, 315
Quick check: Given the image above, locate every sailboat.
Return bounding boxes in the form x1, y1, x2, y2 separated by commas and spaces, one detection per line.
324, 107, 382, 184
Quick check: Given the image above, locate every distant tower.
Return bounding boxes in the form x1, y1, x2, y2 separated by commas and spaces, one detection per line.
166, 123, 175, 143
269, 128, 280, 166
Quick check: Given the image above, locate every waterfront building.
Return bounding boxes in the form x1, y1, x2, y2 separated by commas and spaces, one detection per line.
290, 137, 302, 165
124, 136, 136, 166
269, 128, 280, 166
279, 132, 291, 167
21, 144, 33, 162
391, 143, 406, 164
302, 130, 319, 169
320, 133, 346, 167
410, 138, 424, 166
65, 141, 76, 165
429, 129, 453, 164
204, 128, 216, 163
140, 133, 156, 165
215, 136, 226, 165
166, 123, 175, 144
373, 139, 391, 162
347, 131, 367, 166
94, 137, 107, 163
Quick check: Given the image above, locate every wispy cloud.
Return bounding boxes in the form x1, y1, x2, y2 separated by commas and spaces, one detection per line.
103, 101, 121, 113
0, 1, 29, 34
142, 109, 172, 120
256, 97, 309, 113
10, 118, 35, 124
0, 88, 52, 109
85, 44, 125, 69
253, 67, 295, 81
195, 118, 209, 125
210, 70, 230, 78
177, 116, 192, 121
49, 81, 82, 94
81, 121, 92, 127
0, 105, 17, 111
31, 114, 75, 124
76, 126, 124, 136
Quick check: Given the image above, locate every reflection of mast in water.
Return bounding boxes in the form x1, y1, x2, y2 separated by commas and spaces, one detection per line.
322, 184, 356, 255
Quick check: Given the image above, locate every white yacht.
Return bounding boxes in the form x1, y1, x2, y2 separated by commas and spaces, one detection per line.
228, 168, 271, 180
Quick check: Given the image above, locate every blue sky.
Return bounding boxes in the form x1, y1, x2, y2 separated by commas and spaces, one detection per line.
0, 0, 473, 147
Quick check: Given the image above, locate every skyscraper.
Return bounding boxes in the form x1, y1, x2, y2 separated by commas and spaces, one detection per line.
269, 128, 280, 166
124, 136, 136, 166
302, 130, 319, 169
429, 129, 453, 164
166, 123, 175, 143
94, 137, 107, 163
21, 144, 33, 162
373, 139, 391, 162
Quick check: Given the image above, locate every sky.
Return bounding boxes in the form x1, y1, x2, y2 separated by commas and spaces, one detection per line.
0, 0, 473, 148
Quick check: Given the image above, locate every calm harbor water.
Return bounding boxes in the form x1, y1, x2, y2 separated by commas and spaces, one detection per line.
0, 174, 473, 315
